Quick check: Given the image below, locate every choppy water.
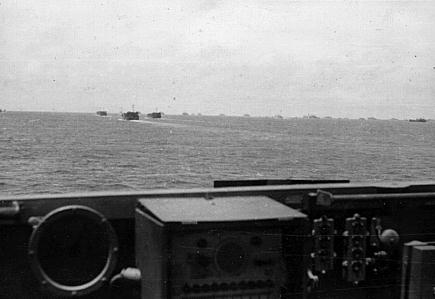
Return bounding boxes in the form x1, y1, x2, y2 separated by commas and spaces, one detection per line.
1, 112, 434, 195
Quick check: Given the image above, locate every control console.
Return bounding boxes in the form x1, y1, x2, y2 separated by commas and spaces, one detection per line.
135, 195, 308, 299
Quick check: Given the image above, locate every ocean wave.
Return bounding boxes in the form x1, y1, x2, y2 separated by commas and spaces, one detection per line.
1, 112, 435, 195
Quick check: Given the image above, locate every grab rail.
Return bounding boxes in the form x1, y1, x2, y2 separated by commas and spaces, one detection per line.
306, 190, 435, 209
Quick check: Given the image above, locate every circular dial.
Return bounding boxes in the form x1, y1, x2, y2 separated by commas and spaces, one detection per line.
215, 241, 246, 275
36, 213, 109, 285
28, 205, 118, 297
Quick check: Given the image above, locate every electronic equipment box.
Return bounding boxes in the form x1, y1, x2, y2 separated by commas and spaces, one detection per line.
135, 196, 308, 299
401, 241, 435, 299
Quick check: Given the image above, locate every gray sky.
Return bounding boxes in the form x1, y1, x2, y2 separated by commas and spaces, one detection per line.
1, 0, 434, 118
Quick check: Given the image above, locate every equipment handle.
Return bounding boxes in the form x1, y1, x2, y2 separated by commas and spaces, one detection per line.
0, 201, 20, 218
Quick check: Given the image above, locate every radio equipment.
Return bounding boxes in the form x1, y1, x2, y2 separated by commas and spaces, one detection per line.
135, 195, 308, 299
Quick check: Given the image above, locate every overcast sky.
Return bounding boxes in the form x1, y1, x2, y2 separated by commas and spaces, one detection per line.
1, 0, 434, 118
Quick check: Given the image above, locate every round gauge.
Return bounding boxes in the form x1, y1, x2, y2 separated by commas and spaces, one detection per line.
215, 240, 246, 275
28, 205, 118, 297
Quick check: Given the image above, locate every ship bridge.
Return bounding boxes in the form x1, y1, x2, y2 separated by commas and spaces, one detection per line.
1, 180, 435, 299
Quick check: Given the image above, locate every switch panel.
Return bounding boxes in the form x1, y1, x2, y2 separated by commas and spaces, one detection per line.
342, 214, 368, 283
312, 216, 335, 273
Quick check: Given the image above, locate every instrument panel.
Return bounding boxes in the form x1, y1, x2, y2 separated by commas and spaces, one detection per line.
3, 181, 435, 299
135, 196, 306, 299
170, 229, 285, 299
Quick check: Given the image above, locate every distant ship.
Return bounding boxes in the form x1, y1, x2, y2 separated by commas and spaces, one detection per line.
409, 118, 427, 122
0, 109, 5, 113
96, 111, 107, 116
121, 105, 140, 120
122, 111, 140, 120
146, 112, 162, 119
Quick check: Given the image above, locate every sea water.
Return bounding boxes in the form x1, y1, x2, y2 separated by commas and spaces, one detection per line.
1, 112, 434, 195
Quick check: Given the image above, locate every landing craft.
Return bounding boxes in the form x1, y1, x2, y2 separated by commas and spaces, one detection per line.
409, 118, 427, 122
96, 111, 108, 116
121, 105, 140, 120
121, 111, 140, 120
2, 179, 435, 298
146, 112, 162, 119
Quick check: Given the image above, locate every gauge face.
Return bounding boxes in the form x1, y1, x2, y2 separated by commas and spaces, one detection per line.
215, 241, 246, 275
29, 205, 119, 298
28, 205, 118, 297
36, 213, 110, 286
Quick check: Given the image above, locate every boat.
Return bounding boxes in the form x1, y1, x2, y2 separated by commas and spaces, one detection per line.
121, 111, 140, 120
96, 111, 107, 116
409, 118, 427, 122
0, 109, 5, 112
121, 105, 140, 120
303, 114, 319, 119
146, 112, 162, 119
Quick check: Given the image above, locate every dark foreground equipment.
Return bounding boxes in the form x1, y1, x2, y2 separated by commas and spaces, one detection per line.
2, 180, 435, 298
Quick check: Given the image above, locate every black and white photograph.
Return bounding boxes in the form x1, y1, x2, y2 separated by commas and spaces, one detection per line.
1, 0, 435, 298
